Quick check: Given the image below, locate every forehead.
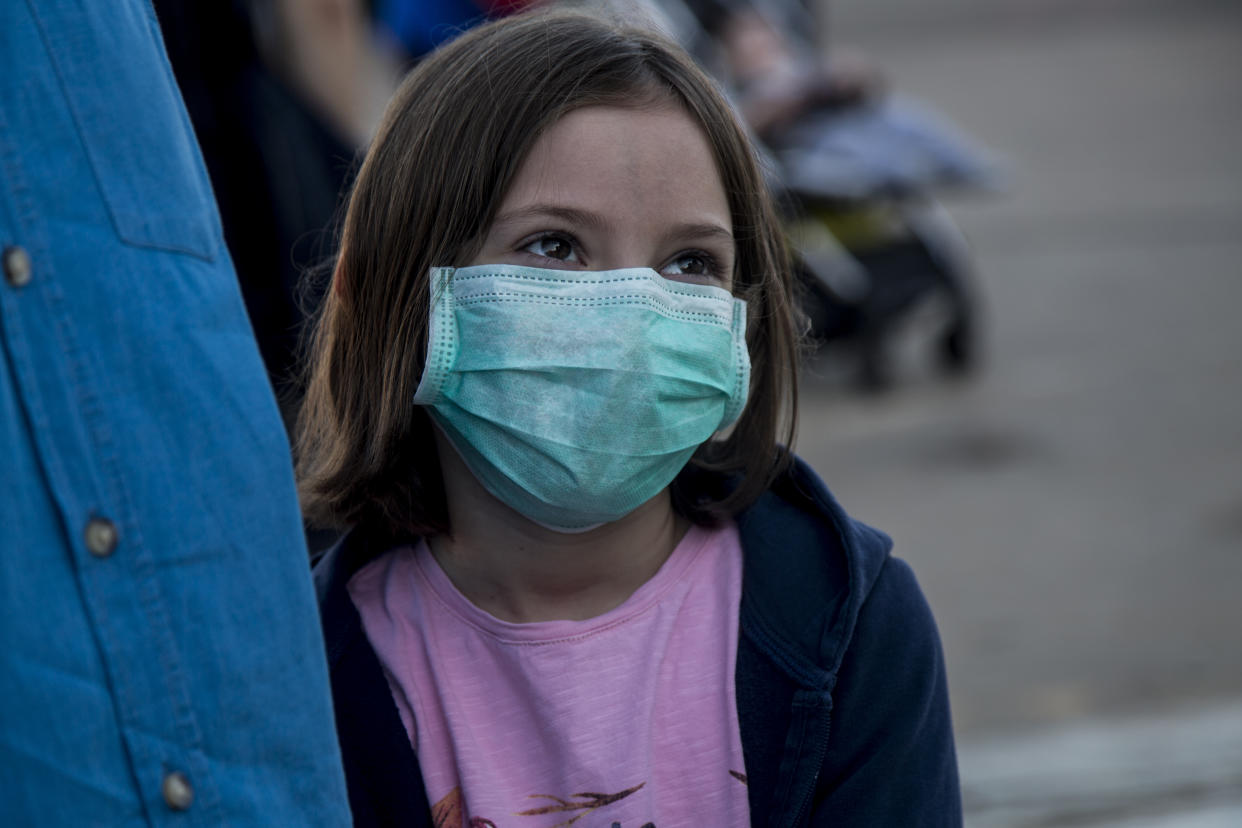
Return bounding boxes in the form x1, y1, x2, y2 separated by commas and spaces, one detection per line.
499, 103, 731, 231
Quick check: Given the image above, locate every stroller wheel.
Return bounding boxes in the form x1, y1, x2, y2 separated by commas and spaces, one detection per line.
938, 319, 977, 375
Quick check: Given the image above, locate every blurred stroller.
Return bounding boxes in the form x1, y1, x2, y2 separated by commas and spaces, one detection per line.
583, 0, 1002, 389
775, 96, 997, 390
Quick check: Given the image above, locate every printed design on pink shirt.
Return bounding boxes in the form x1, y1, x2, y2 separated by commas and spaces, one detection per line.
432, 787, 496, 827
434, 782, 644, 828
431, 773, 747, 827
516, 782, 644, 825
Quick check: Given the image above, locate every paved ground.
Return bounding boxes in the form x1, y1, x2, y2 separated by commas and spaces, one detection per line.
959, 700, 1242, 826
792, 2, 1242, 822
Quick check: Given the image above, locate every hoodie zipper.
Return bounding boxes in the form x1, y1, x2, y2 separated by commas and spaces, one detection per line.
787, 709, 831, 827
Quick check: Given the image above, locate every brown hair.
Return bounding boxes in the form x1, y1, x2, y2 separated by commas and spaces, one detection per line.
296, 9, 800, 539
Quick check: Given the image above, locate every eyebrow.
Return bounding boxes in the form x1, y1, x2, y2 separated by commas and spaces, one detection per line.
492, 204, 608, 232
492, 204, 735, 245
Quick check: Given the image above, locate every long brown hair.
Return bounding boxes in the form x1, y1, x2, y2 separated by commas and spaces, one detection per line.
296, 9, 800, 539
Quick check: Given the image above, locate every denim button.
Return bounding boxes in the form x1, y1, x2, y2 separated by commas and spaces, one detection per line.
3, 246, 32, 287
84, 517, 118, 558
161, 771, 194, 811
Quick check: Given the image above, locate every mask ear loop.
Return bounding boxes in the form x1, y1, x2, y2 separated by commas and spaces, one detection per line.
720, 298, 751, 428
413, 267, 458, 406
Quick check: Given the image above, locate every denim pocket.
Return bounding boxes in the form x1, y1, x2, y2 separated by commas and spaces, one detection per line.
30, 0, 220, 261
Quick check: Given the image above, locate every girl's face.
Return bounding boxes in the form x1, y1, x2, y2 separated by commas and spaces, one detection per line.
470, 104, 736, 290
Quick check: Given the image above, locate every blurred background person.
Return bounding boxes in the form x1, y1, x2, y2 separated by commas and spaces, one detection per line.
0, 2, 349, 824
154, 1, 543, 421
153, 0, 397, 421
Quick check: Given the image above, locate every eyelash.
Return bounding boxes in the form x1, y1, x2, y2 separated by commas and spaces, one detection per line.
519, 231, 580, 262
669, 249, 722, 278
517, 232, 726, 283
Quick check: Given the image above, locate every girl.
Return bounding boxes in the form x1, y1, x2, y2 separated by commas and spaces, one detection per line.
299, 9, 959, 826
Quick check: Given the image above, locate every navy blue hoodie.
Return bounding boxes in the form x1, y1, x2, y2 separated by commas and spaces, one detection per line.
314, 457, 961, 825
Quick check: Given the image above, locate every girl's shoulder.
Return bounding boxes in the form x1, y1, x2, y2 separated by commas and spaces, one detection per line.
734, 458, 960, 822
734, 455, 895, 672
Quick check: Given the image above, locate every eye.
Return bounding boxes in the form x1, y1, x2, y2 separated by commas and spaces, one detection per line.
521, 233, 579, 263
661, 251, 722, 284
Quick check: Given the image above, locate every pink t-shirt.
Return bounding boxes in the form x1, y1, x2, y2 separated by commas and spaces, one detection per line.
348, 522, 751, 827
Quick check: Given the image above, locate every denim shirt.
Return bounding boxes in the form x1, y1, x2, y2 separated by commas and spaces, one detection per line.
0, 2, 350, 824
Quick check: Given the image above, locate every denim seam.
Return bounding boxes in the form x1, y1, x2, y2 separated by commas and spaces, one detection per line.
24, 0, 216, 261
2, 63, 164, 821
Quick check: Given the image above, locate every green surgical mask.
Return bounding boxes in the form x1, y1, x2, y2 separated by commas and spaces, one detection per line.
413, 264, 750, 532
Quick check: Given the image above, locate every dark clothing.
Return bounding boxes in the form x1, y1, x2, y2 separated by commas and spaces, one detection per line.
313, 457, 961, 825
152, 0, 356, 401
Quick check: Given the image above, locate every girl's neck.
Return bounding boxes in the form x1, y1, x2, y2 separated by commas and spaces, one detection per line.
428, 430, 688, 624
